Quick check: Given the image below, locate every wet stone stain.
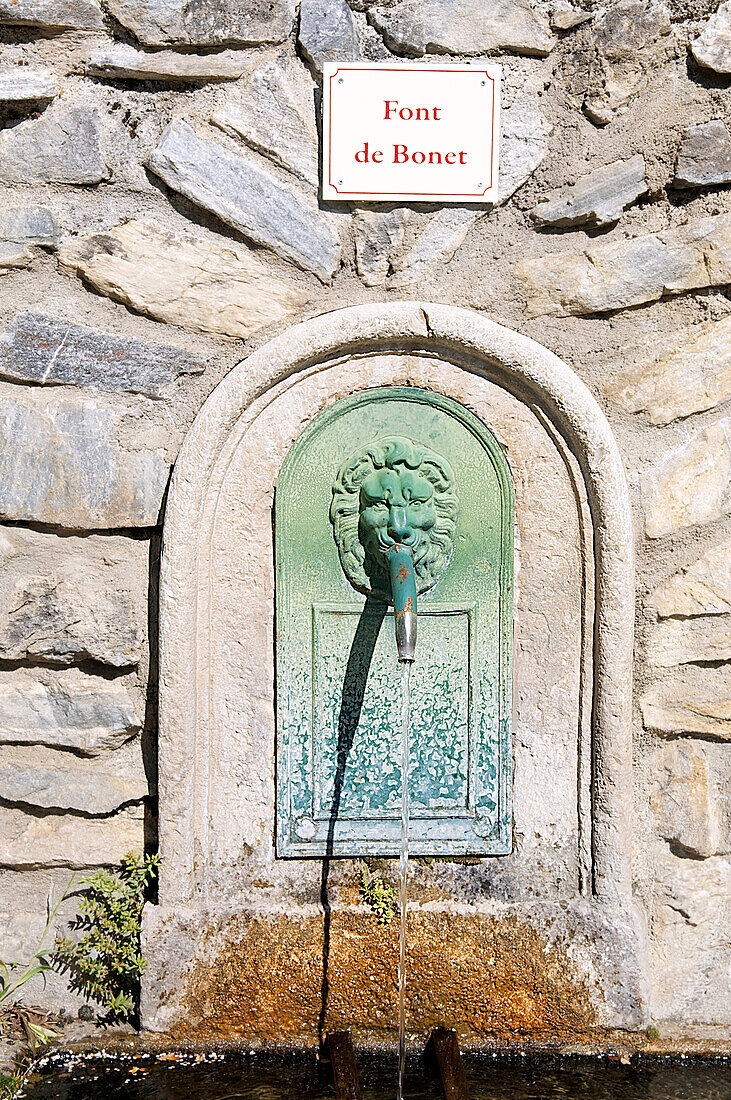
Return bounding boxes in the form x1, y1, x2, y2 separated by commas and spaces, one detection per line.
173, 912, 597, 1047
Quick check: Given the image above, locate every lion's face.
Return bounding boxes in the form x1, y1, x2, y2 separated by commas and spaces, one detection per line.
330, 436, 459, 602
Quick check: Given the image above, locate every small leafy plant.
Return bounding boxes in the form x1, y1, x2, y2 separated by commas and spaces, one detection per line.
358, 863, 396, 926
54, 852, 159, 1019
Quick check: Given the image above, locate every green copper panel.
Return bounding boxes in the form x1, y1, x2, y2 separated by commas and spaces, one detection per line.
275, 387, 513, 857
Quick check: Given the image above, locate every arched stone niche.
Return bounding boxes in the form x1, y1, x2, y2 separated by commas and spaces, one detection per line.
142, 303, 648, 1042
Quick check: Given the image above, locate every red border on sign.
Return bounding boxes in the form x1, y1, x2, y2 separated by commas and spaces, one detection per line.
327, 66, 496, 199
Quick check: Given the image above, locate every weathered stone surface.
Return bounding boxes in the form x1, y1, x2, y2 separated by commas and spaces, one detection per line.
498, 92, 553, 202
0, 526, 148, 666
367, 0, 555, 58
646, 615, 731, 668
211, 57, 318, 187
0, 103, 105, 186
691, 0, 731, 75
583, 1, 672, 123
651, 741, 730, 858
0, 805, 144, 869
0, 387, 169, 528
146, 121, 341, 281
0, 668, 142, 755
107, 0, 297, 47
0, 70, 58, 103
354, 209, 410, 286
605, 316, 731, 425
674, 120, 731, 189
531, 155, 646, 229
84, 45, 248, 83
60, 219, 311, 340
550, 3, 590, 31
298, 0, 360, 73
0, 311, 206, 398
642, 419, 731, 538
641, 666, 731, 741
649, 849, 731, 1022
0, 738, 148, 813
515, 213, 731, 318
0, 207, 58, 275
389, 209, 482, 290
649, 537, 731, 619
0, 0, 103, 30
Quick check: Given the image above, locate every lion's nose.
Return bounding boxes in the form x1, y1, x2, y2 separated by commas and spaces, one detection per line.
387, 506, 410, 542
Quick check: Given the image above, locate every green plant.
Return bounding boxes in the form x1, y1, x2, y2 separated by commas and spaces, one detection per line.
646, 1024, 661, 1040
0, 880, 72, 1049
0, 1069, 23, 1099
358, 863, 396, 926
54, 852, 159, 1019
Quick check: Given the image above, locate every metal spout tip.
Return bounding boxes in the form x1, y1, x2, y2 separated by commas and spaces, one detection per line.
394, 608, 417, 664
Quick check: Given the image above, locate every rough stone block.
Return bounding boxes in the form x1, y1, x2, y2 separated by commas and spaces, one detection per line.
0, 103, 105, 186
389, 209, 482, 290
107, 0, 297, 47
583, 1, 672, 123
641, 667, 731, 741
515, 213, 731, 318
0, 207, 58, 276
0, 805, 145, 869
649, 537, 731, 619
0, 738, 148, 813
0, 387, 170, 528
0, 70, 58, 103
83, 46, 249, 83
0, 0, 104, 30
651, 741, 730, 858
60, 219, 311, 340
604, 315, 731, 425
642, 419, 731, 538
211, 56, 319, 187
367, 0, 555, 58
146, 121, 341, 280
646, 615, 731, 668
649, 849, 730, 1022
298, 0, 360, 74
531, 155, 647, 229
0, 668, 143, 754
354, 209, 410, 287
675, 119, 731, 189
691, 1, 731, 75
498, 93, 552, 203
550, 3, 590, 31
0, 311, 206, 398
0, 526, 148, 666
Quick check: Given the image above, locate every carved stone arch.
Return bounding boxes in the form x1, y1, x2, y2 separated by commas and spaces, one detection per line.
144, 303, 646, 1036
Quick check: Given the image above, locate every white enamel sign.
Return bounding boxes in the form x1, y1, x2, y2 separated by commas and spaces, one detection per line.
322, 62, 501, 203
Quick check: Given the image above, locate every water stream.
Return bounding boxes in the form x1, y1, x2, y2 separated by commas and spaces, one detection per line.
397, 661, 412, 1100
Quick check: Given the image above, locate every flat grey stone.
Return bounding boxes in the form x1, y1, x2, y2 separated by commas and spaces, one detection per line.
298, 0, 360, 74
0, 244, 33, 273
60, 219, 311, 339
107, 0, 297, 47
651, 741, 730, 858
367, 0, 555, 58
0, 0, 104, 30
389, 209, 481, 290
0, 206, 58, 249
0, 526, 148, 666
146, 120, 341, 280
0, 805, 144, 869
0, 70, 58, 103
0, 739, 148, 813
211, 56, 319, 186
0, 311, 206, 398
354, 208, 410, 286
0, 103, 106, 186
675, 120, 731, 189
0, 668, 142, 755
692, 0, 731, 74
531, 154, 647, 229
0, 386, 170, 528
642, 418, 731, 538
515, 212, 731, 317
646, 615, 731, 668
641, 666, 731, 741
83, 45, 249, 83
604, 315, 731, 425
498, 92, 552, 202
583, 1, 672, 123
649, 537, 731, 619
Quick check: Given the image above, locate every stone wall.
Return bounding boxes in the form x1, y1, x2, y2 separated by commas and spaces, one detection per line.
0, 0, 728, 1026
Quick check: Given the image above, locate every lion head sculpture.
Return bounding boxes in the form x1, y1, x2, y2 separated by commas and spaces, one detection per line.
330, 435, 459, 601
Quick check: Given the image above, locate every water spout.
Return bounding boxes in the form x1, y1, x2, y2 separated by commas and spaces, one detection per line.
385, 544, 417, 663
